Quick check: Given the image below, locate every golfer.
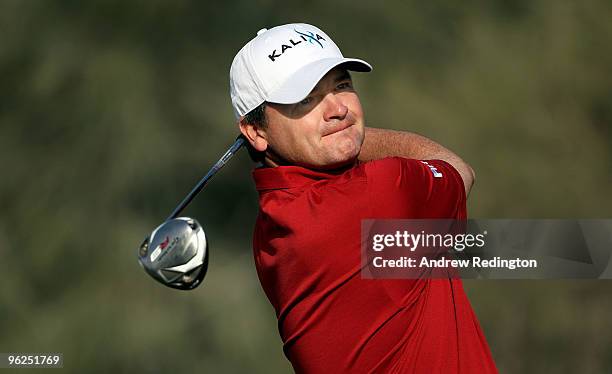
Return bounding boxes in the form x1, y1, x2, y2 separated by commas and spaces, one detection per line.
230, 23, 497, 373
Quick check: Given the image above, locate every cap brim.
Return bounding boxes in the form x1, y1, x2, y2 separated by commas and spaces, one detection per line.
266, 57, 372, 104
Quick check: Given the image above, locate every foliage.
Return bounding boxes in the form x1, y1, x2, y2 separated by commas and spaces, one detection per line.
1, 1, 610, 372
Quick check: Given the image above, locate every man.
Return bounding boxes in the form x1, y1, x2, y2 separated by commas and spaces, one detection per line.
230, 23, 497, 373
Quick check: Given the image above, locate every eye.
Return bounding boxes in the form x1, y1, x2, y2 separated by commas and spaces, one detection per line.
299, 97, 312, 105
337, 81, 353, 90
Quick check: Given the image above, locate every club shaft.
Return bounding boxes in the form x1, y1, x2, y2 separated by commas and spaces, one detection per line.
167, 136, 245, 220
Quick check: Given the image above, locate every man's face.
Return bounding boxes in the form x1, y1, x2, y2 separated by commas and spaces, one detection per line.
259, 67, 365, 169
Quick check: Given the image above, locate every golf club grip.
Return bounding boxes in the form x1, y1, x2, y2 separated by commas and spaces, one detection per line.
167, 136, 246, 220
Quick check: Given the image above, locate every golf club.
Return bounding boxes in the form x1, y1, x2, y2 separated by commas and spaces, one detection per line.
137, 135, 246, 290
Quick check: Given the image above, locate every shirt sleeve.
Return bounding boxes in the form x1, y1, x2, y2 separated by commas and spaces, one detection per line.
364, 157, 467, 219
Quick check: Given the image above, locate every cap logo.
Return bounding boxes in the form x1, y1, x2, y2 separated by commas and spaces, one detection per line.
267, 29, 326, 62
294, 29, 325, 48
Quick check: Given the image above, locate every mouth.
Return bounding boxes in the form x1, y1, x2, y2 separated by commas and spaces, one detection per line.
322, 122, 354, 137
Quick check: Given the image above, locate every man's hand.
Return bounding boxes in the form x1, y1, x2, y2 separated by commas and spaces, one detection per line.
358, 127, 475, 196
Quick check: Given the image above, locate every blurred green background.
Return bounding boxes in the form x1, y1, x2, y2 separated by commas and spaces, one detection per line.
1, 0, 611, 373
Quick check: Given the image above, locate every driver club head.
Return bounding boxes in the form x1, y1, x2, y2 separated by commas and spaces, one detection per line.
138, 217, 208, 290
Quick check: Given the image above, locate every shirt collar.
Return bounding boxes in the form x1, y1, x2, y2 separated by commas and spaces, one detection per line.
253, 164, 353, 191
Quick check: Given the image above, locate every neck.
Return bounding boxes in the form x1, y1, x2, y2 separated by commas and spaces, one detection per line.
263, 153, 358, 173
264, 146, 292, 167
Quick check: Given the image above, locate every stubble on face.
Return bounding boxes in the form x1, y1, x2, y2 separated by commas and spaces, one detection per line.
262, 68, 365, 170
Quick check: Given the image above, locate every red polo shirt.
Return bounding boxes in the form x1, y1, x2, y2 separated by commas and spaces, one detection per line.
252, 157, 497, 373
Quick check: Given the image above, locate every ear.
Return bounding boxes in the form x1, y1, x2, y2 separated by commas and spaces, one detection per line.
239, 118, 268, 152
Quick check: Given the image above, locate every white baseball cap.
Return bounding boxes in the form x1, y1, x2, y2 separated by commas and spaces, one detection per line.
229, 23, 372, 119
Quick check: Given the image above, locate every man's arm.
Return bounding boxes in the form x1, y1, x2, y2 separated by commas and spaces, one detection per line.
358, 127, 475, 196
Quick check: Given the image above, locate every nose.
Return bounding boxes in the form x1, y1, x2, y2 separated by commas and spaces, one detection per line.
323, 93, 348, 122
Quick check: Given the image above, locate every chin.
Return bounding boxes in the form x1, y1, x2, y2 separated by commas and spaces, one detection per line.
305, 145, 359, 170
320, 144, 361, 170
338, 130, 363, 158
307, 127, 364, 169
